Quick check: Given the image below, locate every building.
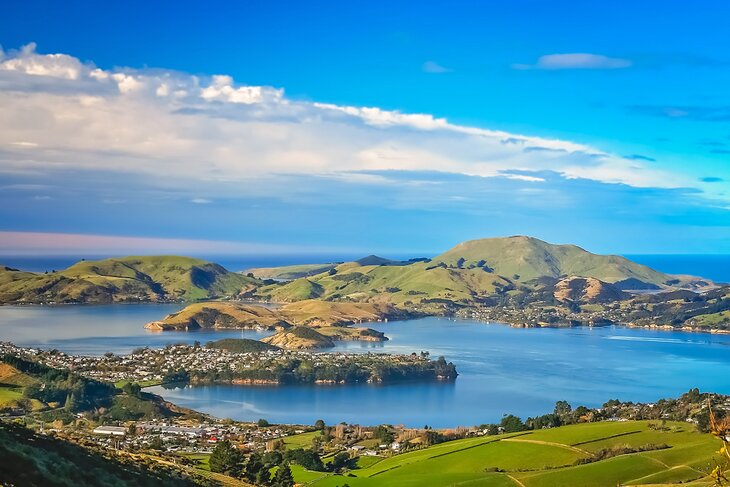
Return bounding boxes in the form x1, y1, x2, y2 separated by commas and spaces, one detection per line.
93, 426, 127, 437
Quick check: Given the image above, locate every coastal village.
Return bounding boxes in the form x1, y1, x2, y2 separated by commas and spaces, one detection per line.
0, 342, 453, 385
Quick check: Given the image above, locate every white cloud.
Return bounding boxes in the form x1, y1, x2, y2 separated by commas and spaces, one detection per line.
0, 43, 691, 201
190, 198, 212, 204
513, 53, 632, 70
200, 74, 283, 104
0, 42, 84, 79
422, 61, 451, 73
0, 231, 336, 256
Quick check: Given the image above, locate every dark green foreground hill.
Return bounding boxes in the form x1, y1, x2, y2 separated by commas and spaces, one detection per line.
0, 256, 258, 304
0, 421, 206, 487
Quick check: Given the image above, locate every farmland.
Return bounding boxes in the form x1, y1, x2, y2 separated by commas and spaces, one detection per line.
293, 421, 723, 486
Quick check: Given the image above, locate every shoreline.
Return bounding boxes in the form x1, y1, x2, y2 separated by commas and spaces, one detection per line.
3, 299, 728, 337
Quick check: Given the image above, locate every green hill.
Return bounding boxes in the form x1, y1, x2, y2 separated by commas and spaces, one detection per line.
262, 326, 335, 349
257, 236, 712, 310
0, 256, 258, 304
296, 420, 723, 487
434, 236, 680, 286
0, 421, 205, 487
205, 338, 280, 353
246, 263, 338, 280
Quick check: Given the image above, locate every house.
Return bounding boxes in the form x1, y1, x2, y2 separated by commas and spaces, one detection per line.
93, 426, 127, 437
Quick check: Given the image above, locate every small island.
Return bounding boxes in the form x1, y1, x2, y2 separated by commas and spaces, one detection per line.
145, 300, 401, 348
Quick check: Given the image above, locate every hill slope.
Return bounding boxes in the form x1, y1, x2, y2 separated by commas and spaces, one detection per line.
0, 256, 258, 304
256, 237, 714, 316
434, 236, 684, 286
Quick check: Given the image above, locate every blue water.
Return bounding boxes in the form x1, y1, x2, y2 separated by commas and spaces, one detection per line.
626, 254, 730, 284
0, 304, 269, 355
146, 318, 730, 427
1, 305, 729, 427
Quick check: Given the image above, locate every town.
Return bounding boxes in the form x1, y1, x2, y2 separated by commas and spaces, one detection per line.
0, 341, 457, 386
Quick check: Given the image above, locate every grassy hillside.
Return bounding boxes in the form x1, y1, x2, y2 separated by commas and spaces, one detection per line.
297, 421, 723, 487
246, 263, 338, 280
0, 421, 207, 487
0, 355, 182, 420
257, 260, 513, 310
434, 236, 685, 287
261, 326, 335, 349
148, 300, 403, 331
205, 338, 280, 353
145, 301, 291, 331
256, 237, 715, 318
0, 256, 258, 304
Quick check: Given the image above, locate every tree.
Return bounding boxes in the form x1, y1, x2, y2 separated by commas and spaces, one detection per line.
311, 435, 323, 451
245, 453, 264, 482
148, 436, 164, 450
284, 448, 324, 471
262, 450, 283, 467
500, 414, 526, 433
329, 452, 350, 472
122, 382, 141, 398
272, 462, 294, 487
209, 440, 243, 476
255, 467, 270, 486
257, 418, 270, 428
161, 369, 190, 385
314, 419, 325, 430
373, 425, 395, 444
554, 400, 572, 417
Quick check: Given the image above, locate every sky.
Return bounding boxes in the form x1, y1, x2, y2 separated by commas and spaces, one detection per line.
1, 0, 729, 257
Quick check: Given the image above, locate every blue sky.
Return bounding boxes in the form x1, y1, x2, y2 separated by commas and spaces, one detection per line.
0, 0, 729, 256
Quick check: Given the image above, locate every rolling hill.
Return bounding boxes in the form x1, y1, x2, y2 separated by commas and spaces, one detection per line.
255, 236, 712, 311
145, 300, 399, 348
294, 420, 724, 487
434, 236, 697, 287
0, 256, 258, 304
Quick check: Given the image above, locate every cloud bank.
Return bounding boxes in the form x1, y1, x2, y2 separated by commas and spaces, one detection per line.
0, 44, 727, 254
0, 43, 679, 194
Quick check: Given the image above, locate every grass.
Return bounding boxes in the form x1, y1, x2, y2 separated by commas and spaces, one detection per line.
0, 385, 23, 406
0, 255, 257, 304
354, 456, 383, 468
283, 430, 322, 449
290, 421, 722, 487
177, 452, 211, 471
247, 263, 337, 280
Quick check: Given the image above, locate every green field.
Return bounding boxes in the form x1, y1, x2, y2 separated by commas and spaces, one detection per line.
0, 385, 23, 405
283, 430, 323, 449
290, 421, 722, 486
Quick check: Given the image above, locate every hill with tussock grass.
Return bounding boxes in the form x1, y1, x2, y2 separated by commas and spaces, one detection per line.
0, 256, 258, 304
256, 237, 712, 312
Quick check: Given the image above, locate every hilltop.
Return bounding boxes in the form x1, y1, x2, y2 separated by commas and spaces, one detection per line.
262, 326, 336, 349
146, 300, 402, 332
256, 236, 710, 309
0, 256, 258, 304
146, 300, 396, 348
434, 236, 701, 288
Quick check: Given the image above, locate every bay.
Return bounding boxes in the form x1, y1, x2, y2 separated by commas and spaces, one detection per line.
0, 304, 269, 355
143, 316, 729, 428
